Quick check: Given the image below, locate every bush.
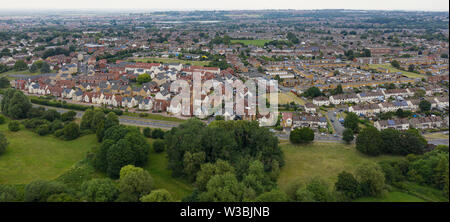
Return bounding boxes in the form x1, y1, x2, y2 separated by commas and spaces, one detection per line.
24, 180, 67, 202
63, 122, 80, 140
151, 128, 165, 139
0, 115, 5, 124
0, 132, 8, 155
54, 129, 64, 138
153, 140, 165, 153
36, 124, 50, 136
290, 127, 314, 144
61, 111, 77, 122
143, 127, 152, 138
49, 120, 64, 133
8, 120, 20, 132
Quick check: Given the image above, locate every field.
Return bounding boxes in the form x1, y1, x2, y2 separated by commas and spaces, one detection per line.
0, 122, 97, 184
423, 132, 449, 140
276, 92, 307, 105
369, 64, 425, 79
230, 39, 271, 47
131, 57, 210, 66
143, 138, 194, 201
277, 142, 403, 191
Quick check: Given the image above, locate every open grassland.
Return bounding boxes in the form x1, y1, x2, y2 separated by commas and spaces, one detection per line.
143, 138, 193, 201
0, 122, 97, 184
131, 57, 210, 66
369, 64, 425, 79
276, 92, 307, 105
230, 39, 271, 47
277, 142, 403, 191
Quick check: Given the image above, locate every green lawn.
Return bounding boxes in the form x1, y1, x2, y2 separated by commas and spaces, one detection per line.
0, 122, 97, 184
354, 191, 425, 202
277, 142, 403, 192
369, 64, 424, 79
123, 112, 186, 123
230, 39, 271, 47
131, 57, 210, 66
143, 138, 193, 201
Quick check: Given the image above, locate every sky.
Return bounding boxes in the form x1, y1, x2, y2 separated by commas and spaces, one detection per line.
0, 0, 448, 11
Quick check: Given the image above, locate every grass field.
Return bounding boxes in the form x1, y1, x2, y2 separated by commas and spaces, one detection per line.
423, 132, 449, 140
123, 112, 187, 123
276, 92, 307, 105
131, 57, 210, 66
230, 39, 271, 47
143, 138, 193, 201
0, 122, 97, 184
369, 64, 424, 79
354, 191, 425, 202
277, 142, 403, 192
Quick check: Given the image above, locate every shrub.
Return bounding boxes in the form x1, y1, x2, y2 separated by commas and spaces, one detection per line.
63, 122, 80, 140
153, 140, 165, 153
36, 124, 50, 136
54, 129, 64, 138
8, 120, 20, 132
0, 132, 8, 155
151, 128, 165, 139
290, 127, 314, 144
0, 115, 5, 124
143, 127, 152, 138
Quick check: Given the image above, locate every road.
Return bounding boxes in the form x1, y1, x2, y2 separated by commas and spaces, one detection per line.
327, 109, 346, 136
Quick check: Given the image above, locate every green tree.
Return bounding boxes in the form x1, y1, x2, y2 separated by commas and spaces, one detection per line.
24, 180, 67, 202
118, 165, 154, 202
151, 128, 165, 139
356, 127, 382, 156
137, 73, 151, 84
63, 122, 80, 140
14, 60, 28, 71
61, 111, 77, 122
0, 77, 10, 88
289, 127, 314, 144
196, 160, 235, 191
36, 124, 50, 136
40, 62, 51, 73
391, 60, 400, 69
140, 189, 173, 202
419, 100, 431, 112
29, 63, 38, 73
335, 171, 361, 199
106, 139, 136, 178
81, 178, 118, 202
356, 163, 386, 197
143, 127, 152, 138
342, 128, 354, 143
80, 109, 94, 129
303, 87, 322, 98
1, 89, 32, 119
343, 112, 359, 132
198, 172, 245, 202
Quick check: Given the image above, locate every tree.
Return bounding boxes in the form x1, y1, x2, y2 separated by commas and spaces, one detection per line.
106, 140, 136, 178
0, 185, 20, 202
118, 165, 154, 202
303, 87, 322, 98
40, 62, 51, 73
356, 127, 382, 156
408, 64, 415, 72
29, 63, 38, 73
14, 60, 28, 71
195, 160, 235, 191
342, 128, 354, 143
289, 127, 314, 144
47, 193, 77, 202
419, 100, 431, 112
63, 122, 80, 140
151, 128, 165, 139
355, 163, 385, 197
24, 180, 67, 202
137, 73, 151, 84
343, 112, 359, 132
305, 177, 334, 202
8, 120, 20, 132
81, 178, 118, 202
331, 84, 343, 95
0, 76, 10, 88
242, 160, 272, 195
0, 132, 8, 155
295, 187, 316, 202
80, 109, 94, 129
42, 109, 61, 122
391, 60, 400, 69
1, 89, 32, 119
197, 172, 245, 202
335, 171, 361, 199
61, 111, 77, 122
143, 127, 152, 138
49, 120, 63, 133
140, 189, 173, 202
153, 140, 165, 153
0, 115, 5, 124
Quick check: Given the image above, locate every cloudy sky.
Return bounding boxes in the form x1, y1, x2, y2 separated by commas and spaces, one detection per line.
0, 0, 448, 11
